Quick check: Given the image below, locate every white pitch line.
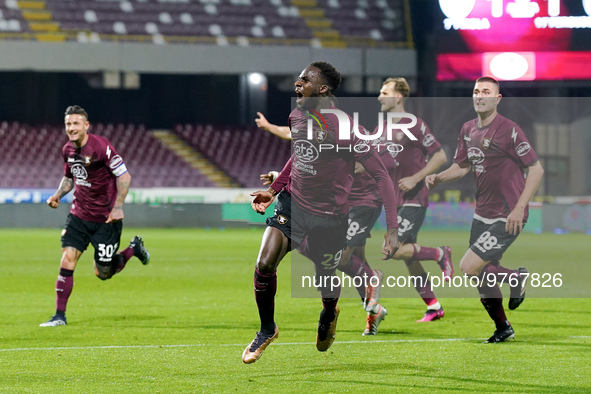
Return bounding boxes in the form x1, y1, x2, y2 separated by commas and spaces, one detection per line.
0, 336, 587, 352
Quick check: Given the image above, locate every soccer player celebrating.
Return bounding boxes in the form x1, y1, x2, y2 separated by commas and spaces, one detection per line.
40, 105, 150, 327
260, 167, 388, 336
426, 77, 544, 343
374, 77, 452, 323
242, 62, 399, 363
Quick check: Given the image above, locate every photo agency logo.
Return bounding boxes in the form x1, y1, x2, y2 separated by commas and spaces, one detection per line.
305, 108, 417, 153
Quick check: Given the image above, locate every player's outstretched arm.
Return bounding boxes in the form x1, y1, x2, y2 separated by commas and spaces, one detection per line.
506, 161, 544, 235
106, 172, 131, 223
260, 171, 280, 186
255, 112, 291, 140
425, 163, 471, 189
47, 176, 74, 209
399, 149, 447, 192
250, 189, 276, 214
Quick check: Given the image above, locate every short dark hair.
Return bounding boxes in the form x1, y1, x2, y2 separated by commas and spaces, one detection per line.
476, 76, 500, 92
65, 105, 88, 120
310, 61, 342, 94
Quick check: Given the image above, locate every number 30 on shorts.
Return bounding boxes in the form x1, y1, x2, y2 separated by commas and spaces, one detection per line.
98, 243, 119, 258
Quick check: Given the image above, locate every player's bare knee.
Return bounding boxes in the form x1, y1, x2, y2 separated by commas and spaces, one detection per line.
460, 262, 480, 277
393, 243, 412, 260
256, 258, 277, 274
60, 255, 76, 270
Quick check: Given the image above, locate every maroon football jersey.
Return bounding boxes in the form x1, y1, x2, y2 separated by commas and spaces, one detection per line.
285, 106, 397, 227
62, 133, 128, 222
379, 116, 442, 207
348, 171, 381, 209
348, 145, 399, 209
453, 114, 539, 222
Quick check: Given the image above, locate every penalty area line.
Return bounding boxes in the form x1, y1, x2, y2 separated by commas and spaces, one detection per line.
1, 336, 588, 352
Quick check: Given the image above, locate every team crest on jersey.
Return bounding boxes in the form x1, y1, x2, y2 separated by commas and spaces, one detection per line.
277, 215, 288, 225
395, 131, 404, 142
83, 156, 92, 166
316, 129, 327, 143
482, 137, 491, 149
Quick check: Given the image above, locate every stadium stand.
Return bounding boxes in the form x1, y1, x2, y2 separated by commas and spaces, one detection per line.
174, 123, 291, 188
0, 122, 217, 188
0, 121, 292, 188
0, 0, 412, 48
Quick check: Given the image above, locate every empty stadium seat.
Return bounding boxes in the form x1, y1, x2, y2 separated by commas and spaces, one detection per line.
174, 124, 291, 187
0, 122, 216, 188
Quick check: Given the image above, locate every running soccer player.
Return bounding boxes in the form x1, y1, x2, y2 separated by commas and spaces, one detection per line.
256, 127, 388, 336
260, 167, 388, 336
374, 77, 452, 323
40, 105, 150, 327
426, 77, 544, 343
242, 61, 399, 364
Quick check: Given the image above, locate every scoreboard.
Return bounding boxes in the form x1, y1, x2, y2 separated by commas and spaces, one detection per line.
436, 0, 591, 80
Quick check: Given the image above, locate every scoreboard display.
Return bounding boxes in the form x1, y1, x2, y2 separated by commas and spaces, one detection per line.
436, 0, 591, 80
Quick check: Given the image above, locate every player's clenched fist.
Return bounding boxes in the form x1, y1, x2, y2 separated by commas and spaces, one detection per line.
47, 195, 60, 209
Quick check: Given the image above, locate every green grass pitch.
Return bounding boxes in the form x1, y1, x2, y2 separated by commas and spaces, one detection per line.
0, 227, 589, 393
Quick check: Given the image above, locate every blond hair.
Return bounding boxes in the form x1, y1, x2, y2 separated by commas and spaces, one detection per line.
382, 77, 410, 98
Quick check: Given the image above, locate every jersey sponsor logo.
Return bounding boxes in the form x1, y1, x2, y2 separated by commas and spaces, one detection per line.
516, 142, 531, 157
482, 137, 491, 149
294, 140, 319, 163
463, 135, 471, 142
71, 164, 92, 187
67, 157, 75, 163
71, 164, 88, 180
277, 215, 288, 225
109, 155, 124, 170
467, 147, 485, 164
291, 127, 300, 135
511, 127, 518, 143
84, 156, 92, 166
423, 134, 435, 147
106, 145, 112, 159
